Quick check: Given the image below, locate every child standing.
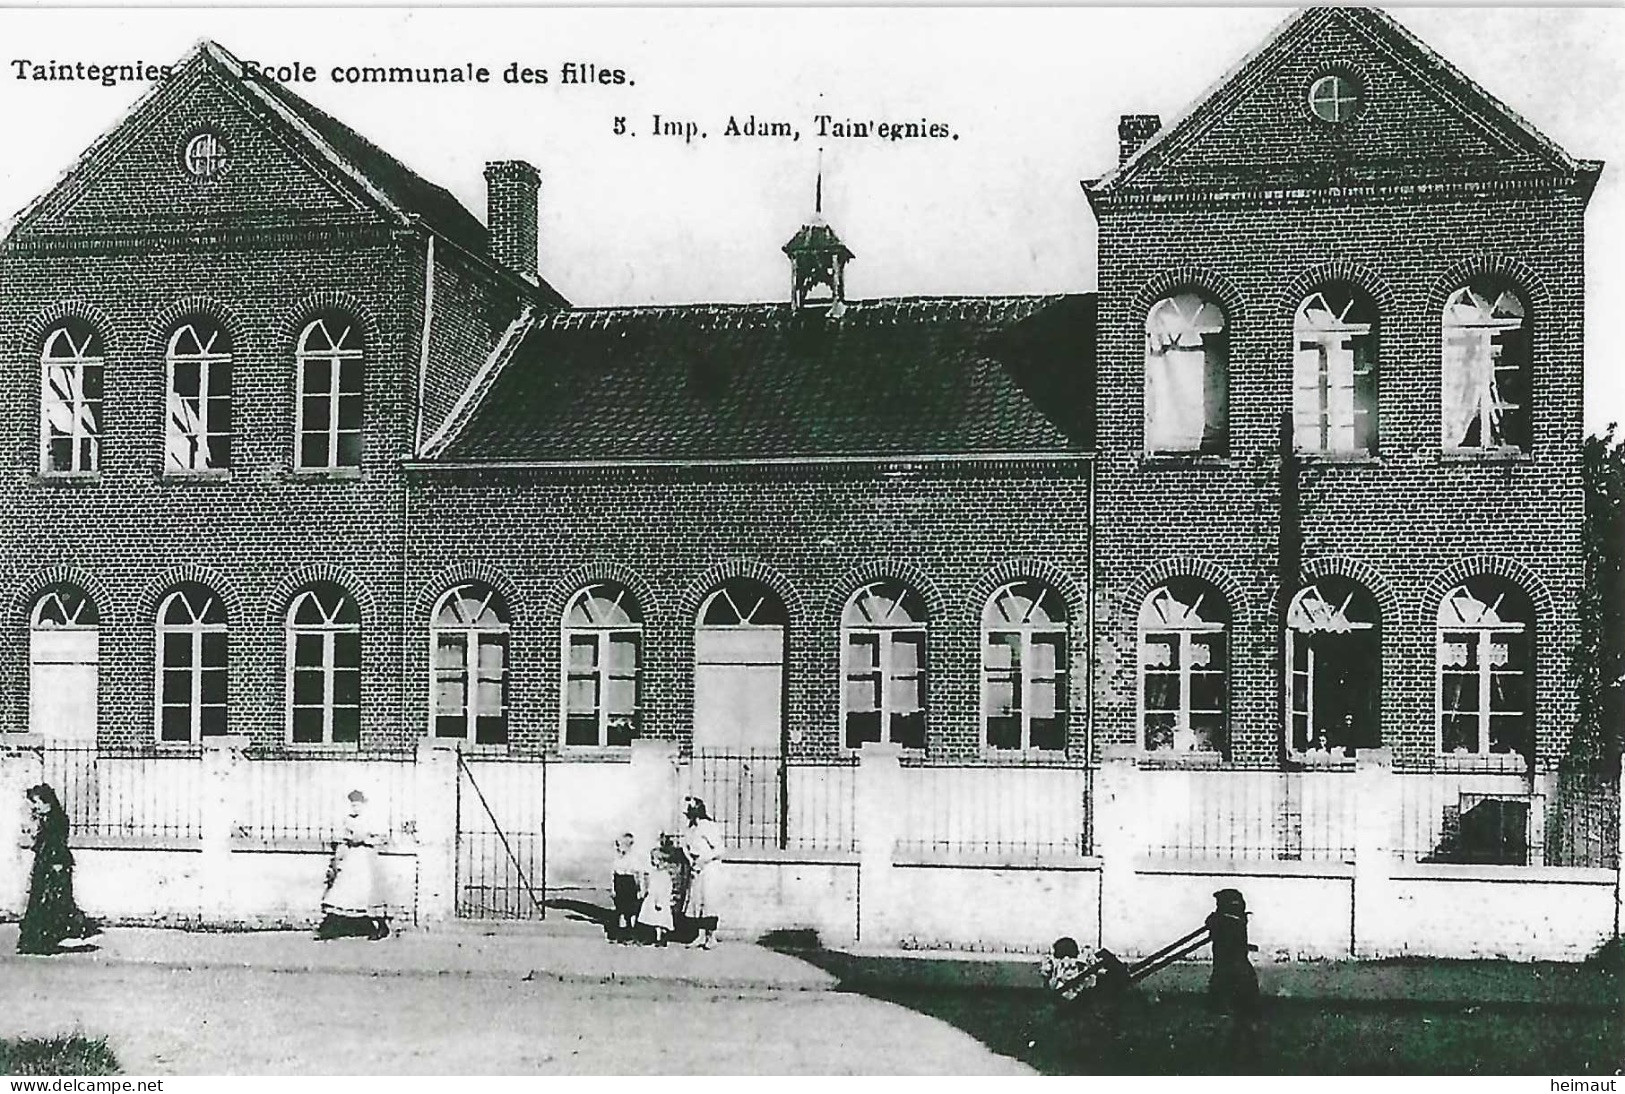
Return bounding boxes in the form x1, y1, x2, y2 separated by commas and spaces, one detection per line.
610, 833, 645, 944
641, 842, 676, 947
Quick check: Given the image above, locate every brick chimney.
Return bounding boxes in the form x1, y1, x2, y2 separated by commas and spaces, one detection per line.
1118, 114, 1161, 166
484, 160, 539, 282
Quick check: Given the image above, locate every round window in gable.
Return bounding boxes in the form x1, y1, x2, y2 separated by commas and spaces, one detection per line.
182, 131, 230, 180
1307, 72, 1363, 124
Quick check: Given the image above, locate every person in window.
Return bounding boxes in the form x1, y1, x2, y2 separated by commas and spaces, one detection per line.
317, 789, 389, 941
679, 796, 724, 949
17, 783, 99, 955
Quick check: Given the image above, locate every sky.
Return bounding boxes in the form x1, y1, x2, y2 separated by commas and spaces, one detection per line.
0, 6, 1620, 433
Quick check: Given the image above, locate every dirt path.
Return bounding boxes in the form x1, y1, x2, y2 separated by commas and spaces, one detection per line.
0, 960, 1031, 1075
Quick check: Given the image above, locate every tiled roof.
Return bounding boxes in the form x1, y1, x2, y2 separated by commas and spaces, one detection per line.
438, 294, 1096, 462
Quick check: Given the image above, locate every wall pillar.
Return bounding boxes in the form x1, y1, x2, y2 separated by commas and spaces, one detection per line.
414, 739, 459, 924
855, 742, 903, 944
629, 738, 682, 853
0, 739, 45, 916
199, 736, 248, 921
1094, 745, 1139, 955
1352, 746, 1397, 958
1616, 754, 1624, 941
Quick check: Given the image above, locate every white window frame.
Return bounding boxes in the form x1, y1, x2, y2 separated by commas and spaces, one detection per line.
1293, 287, 1377, 454
1144, 292, 1227, 455
294, 316, 364, 471
1441, 283, 1529, 453
562, 583, 643, 750
840, 581, 928, 752
286, 586, 362, 747
1137, 582, 1227, 753
1436, 581, 1532, 758
39, 322, 103, 475
1286, 581, 1380, 756
165, 320, 232, 473
155, 585, 227, 744
1308, 74, 1361, 123
981, 580, 1069, 753
430, 583, 510, 746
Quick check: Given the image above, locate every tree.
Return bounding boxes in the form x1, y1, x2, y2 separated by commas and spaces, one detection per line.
1573, 426, 1625, 776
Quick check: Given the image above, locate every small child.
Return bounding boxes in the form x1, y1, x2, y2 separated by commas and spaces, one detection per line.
1040, 936, 1090, 1002
641, 842, 676, 947
610, 832, 645, 943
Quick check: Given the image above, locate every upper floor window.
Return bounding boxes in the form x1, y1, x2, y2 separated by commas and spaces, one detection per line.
287, 584, 361, 746
156, 583, 227, 743
1437, 578, 1532, 758
40, 320, 104, 475
983, 580, 1068, 752
1294, 285, 1378, 454
1287, 578, 1380, 756
1442, 281, 1530, 452
295, 316, 364, 471
564, 583, 642, 748
165, 319, 232, 473
431, 583, 509, 745
842, 581, 927, 750
1139, 579, 1227, 753
1145, 292, 1227, 455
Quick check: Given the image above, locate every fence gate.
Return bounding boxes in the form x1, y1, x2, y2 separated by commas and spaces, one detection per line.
454, 754, 547, 920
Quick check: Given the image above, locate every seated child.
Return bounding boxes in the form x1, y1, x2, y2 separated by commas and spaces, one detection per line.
1040, 936, 1090, 1001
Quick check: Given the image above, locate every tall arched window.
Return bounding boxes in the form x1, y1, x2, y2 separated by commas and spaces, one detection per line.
983, 580, 1068, 752
564, 583, 642, 748
1287, 578, 1380, 755
165, 318, 232, 472
1442, 280, 1530, 451
156, 583, 227, 743
30, 585, 99, 741
1145, 292, 1228, 454
842, 581, 927, 750
1138, 580, 1227, 752
1437, 578, 1533, 758
1294, 284, 1378, 453
694, 579, 786, 752
295, 315, 364, 470
287, 584, 361, 746
40, 320, 104, 474
431, 583, 509, 745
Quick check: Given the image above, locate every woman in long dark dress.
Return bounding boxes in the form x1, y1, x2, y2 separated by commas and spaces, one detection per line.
18, 783, 98, 955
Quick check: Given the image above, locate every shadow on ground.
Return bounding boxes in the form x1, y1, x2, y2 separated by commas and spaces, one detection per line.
759, 933, 1624, 1076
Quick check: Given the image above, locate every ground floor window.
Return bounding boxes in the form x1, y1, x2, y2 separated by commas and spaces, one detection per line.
1138, 579, 1227, 752
1287, 578, 1380, 756
1437, 578, 1532, 758
431, 583, 509, 745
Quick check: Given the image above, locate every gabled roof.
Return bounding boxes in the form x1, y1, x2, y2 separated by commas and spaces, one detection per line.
431, 294, 1096, 463
1089, 7, 1596, 197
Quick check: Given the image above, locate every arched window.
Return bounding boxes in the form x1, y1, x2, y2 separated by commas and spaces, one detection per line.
30, 585, 99, 741
983, 580, 1069, 751
1145, 292, 1228, 454
1437, 578, 1533, 757
1294, 284, 1378, 453
295, 315, 364, 470
564, 583, 642, 748
40, 320, 104, 474
842, 581, 927, 750
1139, 580, 1227, 752
431, 583, 509, 745
287, 584, 361, 746
156, 583, 227, 743
1287, 578, 1380, 755
1442, 280, 1530, 451
165, 318, 232, 472
694, 579, 786, 752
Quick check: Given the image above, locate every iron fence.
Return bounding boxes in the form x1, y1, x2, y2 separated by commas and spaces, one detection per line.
238, 749, 419, 845
681, 751, 858, 852
1140, 766, 1357, 863
1545, 769, 1619, 869
895, 756, 1093, 859
1394, 770, 1542, 865
37, 745, 205, 841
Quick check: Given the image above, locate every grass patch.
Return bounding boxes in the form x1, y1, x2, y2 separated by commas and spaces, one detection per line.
874, 985, 1623, 1075
0, 1035, 120, 1076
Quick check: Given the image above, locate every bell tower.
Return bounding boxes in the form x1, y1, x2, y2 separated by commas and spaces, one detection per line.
782, 164, 853, 311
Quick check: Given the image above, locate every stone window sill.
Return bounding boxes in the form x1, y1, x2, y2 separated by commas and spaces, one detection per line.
161, 469, 232, 483
1438, 448, 1532, 465
287, 467, 364, 483
33, 471, 101, 486
1139, 453, 1234, 471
